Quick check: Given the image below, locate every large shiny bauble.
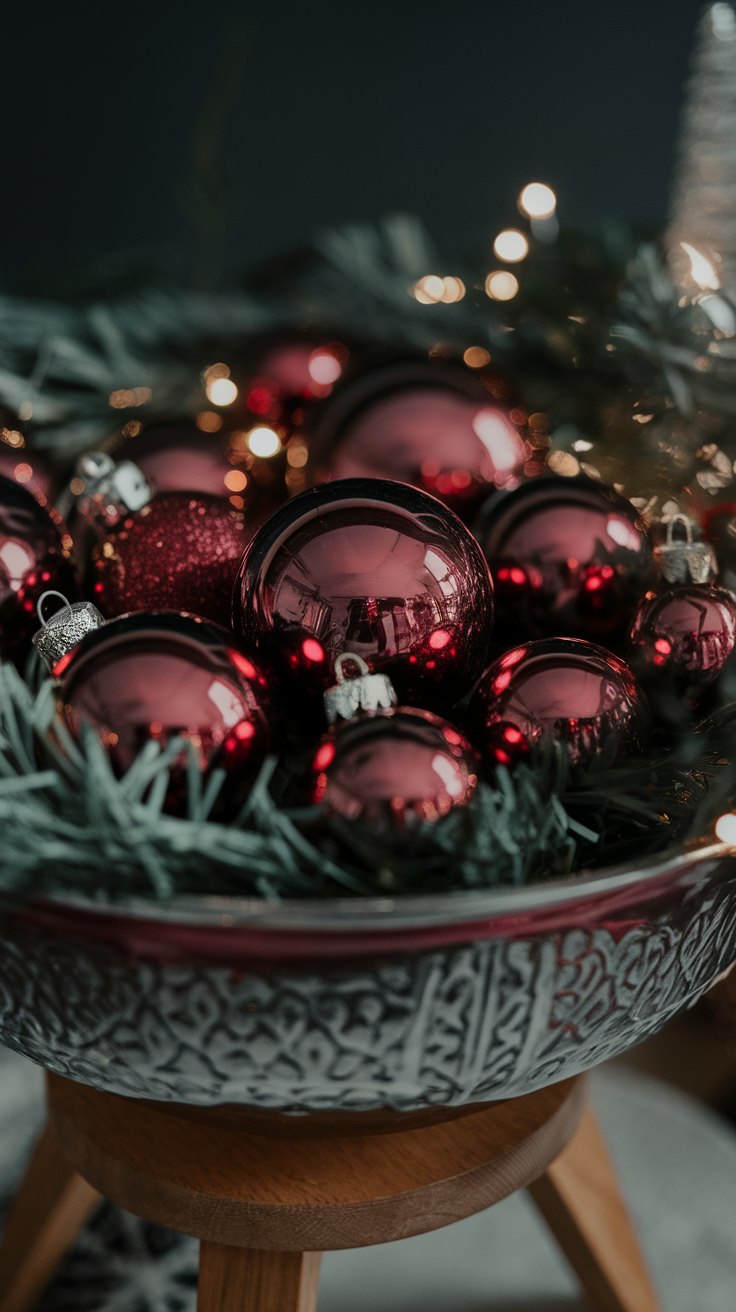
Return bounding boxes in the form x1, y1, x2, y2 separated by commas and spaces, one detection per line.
90, 492, 251, 629
467, 637, 649, 770
478, 476, 654, 651
310, 707, 478, 829
629, 584, 736, 700
233, 478, 495, 716
57, 611, 274, 815
308, 362, 525, 523
0, 474, 78, 667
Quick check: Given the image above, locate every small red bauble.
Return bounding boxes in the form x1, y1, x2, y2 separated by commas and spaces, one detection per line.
90, 492, 251, 629
478, 476, 654, 650
0, 474, 78, 667
467, 637, 649, 769
629, 584, 736, 698
233, 478, 495, 715
309, 362, 525, 523
310, 707, 478, 829
57, 611, 274, 815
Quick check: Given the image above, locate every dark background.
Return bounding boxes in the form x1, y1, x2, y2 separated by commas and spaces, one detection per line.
0, 0, 707, 292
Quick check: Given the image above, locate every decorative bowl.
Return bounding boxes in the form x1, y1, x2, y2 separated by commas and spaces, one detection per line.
1, 839, 735, 1113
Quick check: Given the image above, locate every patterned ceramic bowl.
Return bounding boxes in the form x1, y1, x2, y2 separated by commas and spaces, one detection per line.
1, 837, 735, 1114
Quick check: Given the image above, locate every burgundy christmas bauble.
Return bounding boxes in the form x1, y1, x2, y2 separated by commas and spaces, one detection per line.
308, 362, 525, 523
57, 611, 274, 814
467, 637, 649, 769
629, 584, 736, 698
233, 478, 495, 715
0, 474, 78, 667
90, 492, 251, 629
310, 707, 478, 828
478, 476, 654, 650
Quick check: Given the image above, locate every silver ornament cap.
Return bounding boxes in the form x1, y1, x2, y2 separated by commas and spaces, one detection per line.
656, 514, 717, 585
323, 652, 397, 724
73, 451, 153, 528
32, 591, 106, 671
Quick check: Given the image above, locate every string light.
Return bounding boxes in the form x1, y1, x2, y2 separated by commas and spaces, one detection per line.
716, 813, 736, 844
308, 352, 342, 385
680, 242, 721, 291
493, 231, 528, 262
247, 426, 281, 458
519, 183, 556, 218
109, 387, 152, 409
485, 271, 519, 301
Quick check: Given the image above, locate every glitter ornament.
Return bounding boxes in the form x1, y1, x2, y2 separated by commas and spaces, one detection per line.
478, 476, 653, 650
58, 611, 274, 815
310, 706, 478, 828
308, 362, 525, 522
467, 637, 649, 769
234, 478, 494, 716
90, 492, 250, 628
0, 474, 78, 667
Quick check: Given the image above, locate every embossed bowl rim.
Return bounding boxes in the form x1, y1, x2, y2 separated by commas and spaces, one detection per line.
38, 837, 735, 934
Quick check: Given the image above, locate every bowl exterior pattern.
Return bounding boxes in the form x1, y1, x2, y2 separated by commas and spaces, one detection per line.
0, 854, 735, 1110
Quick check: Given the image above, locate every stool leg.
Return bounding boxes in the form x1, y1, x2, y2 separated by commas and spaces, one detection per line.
528, 1103, 661, 1312
0, 1120, 101, 1312
198, 1243, 321, 1312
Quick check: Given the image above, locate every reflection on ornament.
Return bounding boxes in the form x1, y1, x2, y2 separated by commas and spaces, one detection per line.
90, 492, 251, 629
234, 477, 494, 715
58, 611, 273, 816
467, 637, 648, 769
629, 584, 736, 697
311, 706, 478, 828
0, 474, 78, 667
478, 476, 653, 650
309, 362, 525, 521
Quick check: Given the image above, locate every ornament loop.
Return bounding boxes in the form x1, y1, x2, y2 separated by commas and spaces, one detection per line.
665, 514, 694, 547
656, 513, 716, 585
36, 590, 73, 628
333, 652, 370, 684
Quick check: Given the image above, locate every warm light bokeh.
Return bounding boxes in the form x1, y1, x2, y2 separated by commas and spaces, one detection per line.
519, 182, 556, 218
247, 426, 281, 458
493, 230, 528, 262
485, 271, 519, 301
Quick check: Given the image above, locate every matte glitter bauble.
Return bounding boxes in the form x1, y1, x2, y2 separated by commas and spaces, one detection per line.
629, 584, 736, 699
58, 611, 273, 815
0, 474, 78, 667
467, 637, 649, 769
90, 492, 250, 628
233, 478, 494, 716
310, 706, 478, 829
477, 476, 653, 650
308, 362, 525, 523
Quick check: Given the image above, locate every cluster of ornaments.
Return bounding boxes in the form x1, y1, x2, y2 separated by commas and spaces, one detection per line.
5, 349, 736, 850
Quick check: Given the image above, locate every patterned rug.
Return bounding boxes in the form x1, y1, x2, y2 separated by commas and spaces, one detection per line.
2, 1046, 736, 1311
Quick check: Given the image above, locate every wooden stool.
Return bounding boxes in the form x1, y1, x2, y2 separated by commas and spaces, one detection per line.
0, 1072, 661, 1312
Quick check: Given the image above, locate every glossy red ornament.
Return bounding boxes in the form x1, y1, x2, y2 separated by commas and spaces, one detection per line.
233, 478, 495, 716
467, 637, 649, 769
58, 611, 273, 814
309, 362, 525, 522
310, 707, 478, 828
629, 584, 736, 698
0, 474, 78, 667
478, 476, 654, 651
90, 492, 250, 629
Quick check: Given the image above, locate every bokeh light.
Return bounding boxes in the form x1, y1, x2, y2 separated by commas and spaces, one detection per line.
247, 427, 281, 458
519, 183, 556, 219
485, 271, 519, 301
224, 469, 248, 492
308, 352, 342, 385
716, 813, 736, 844
413, 275, 445, 304
207, 377, 238, 406
440, 276, 466, 303
493, 230, 528, 262
680, 242, 721, 291
463, 346, 491, 368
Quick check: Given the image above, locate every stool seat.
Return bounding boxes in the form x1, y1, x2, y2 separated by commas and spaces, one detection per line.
0, 1071, 662, 1312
